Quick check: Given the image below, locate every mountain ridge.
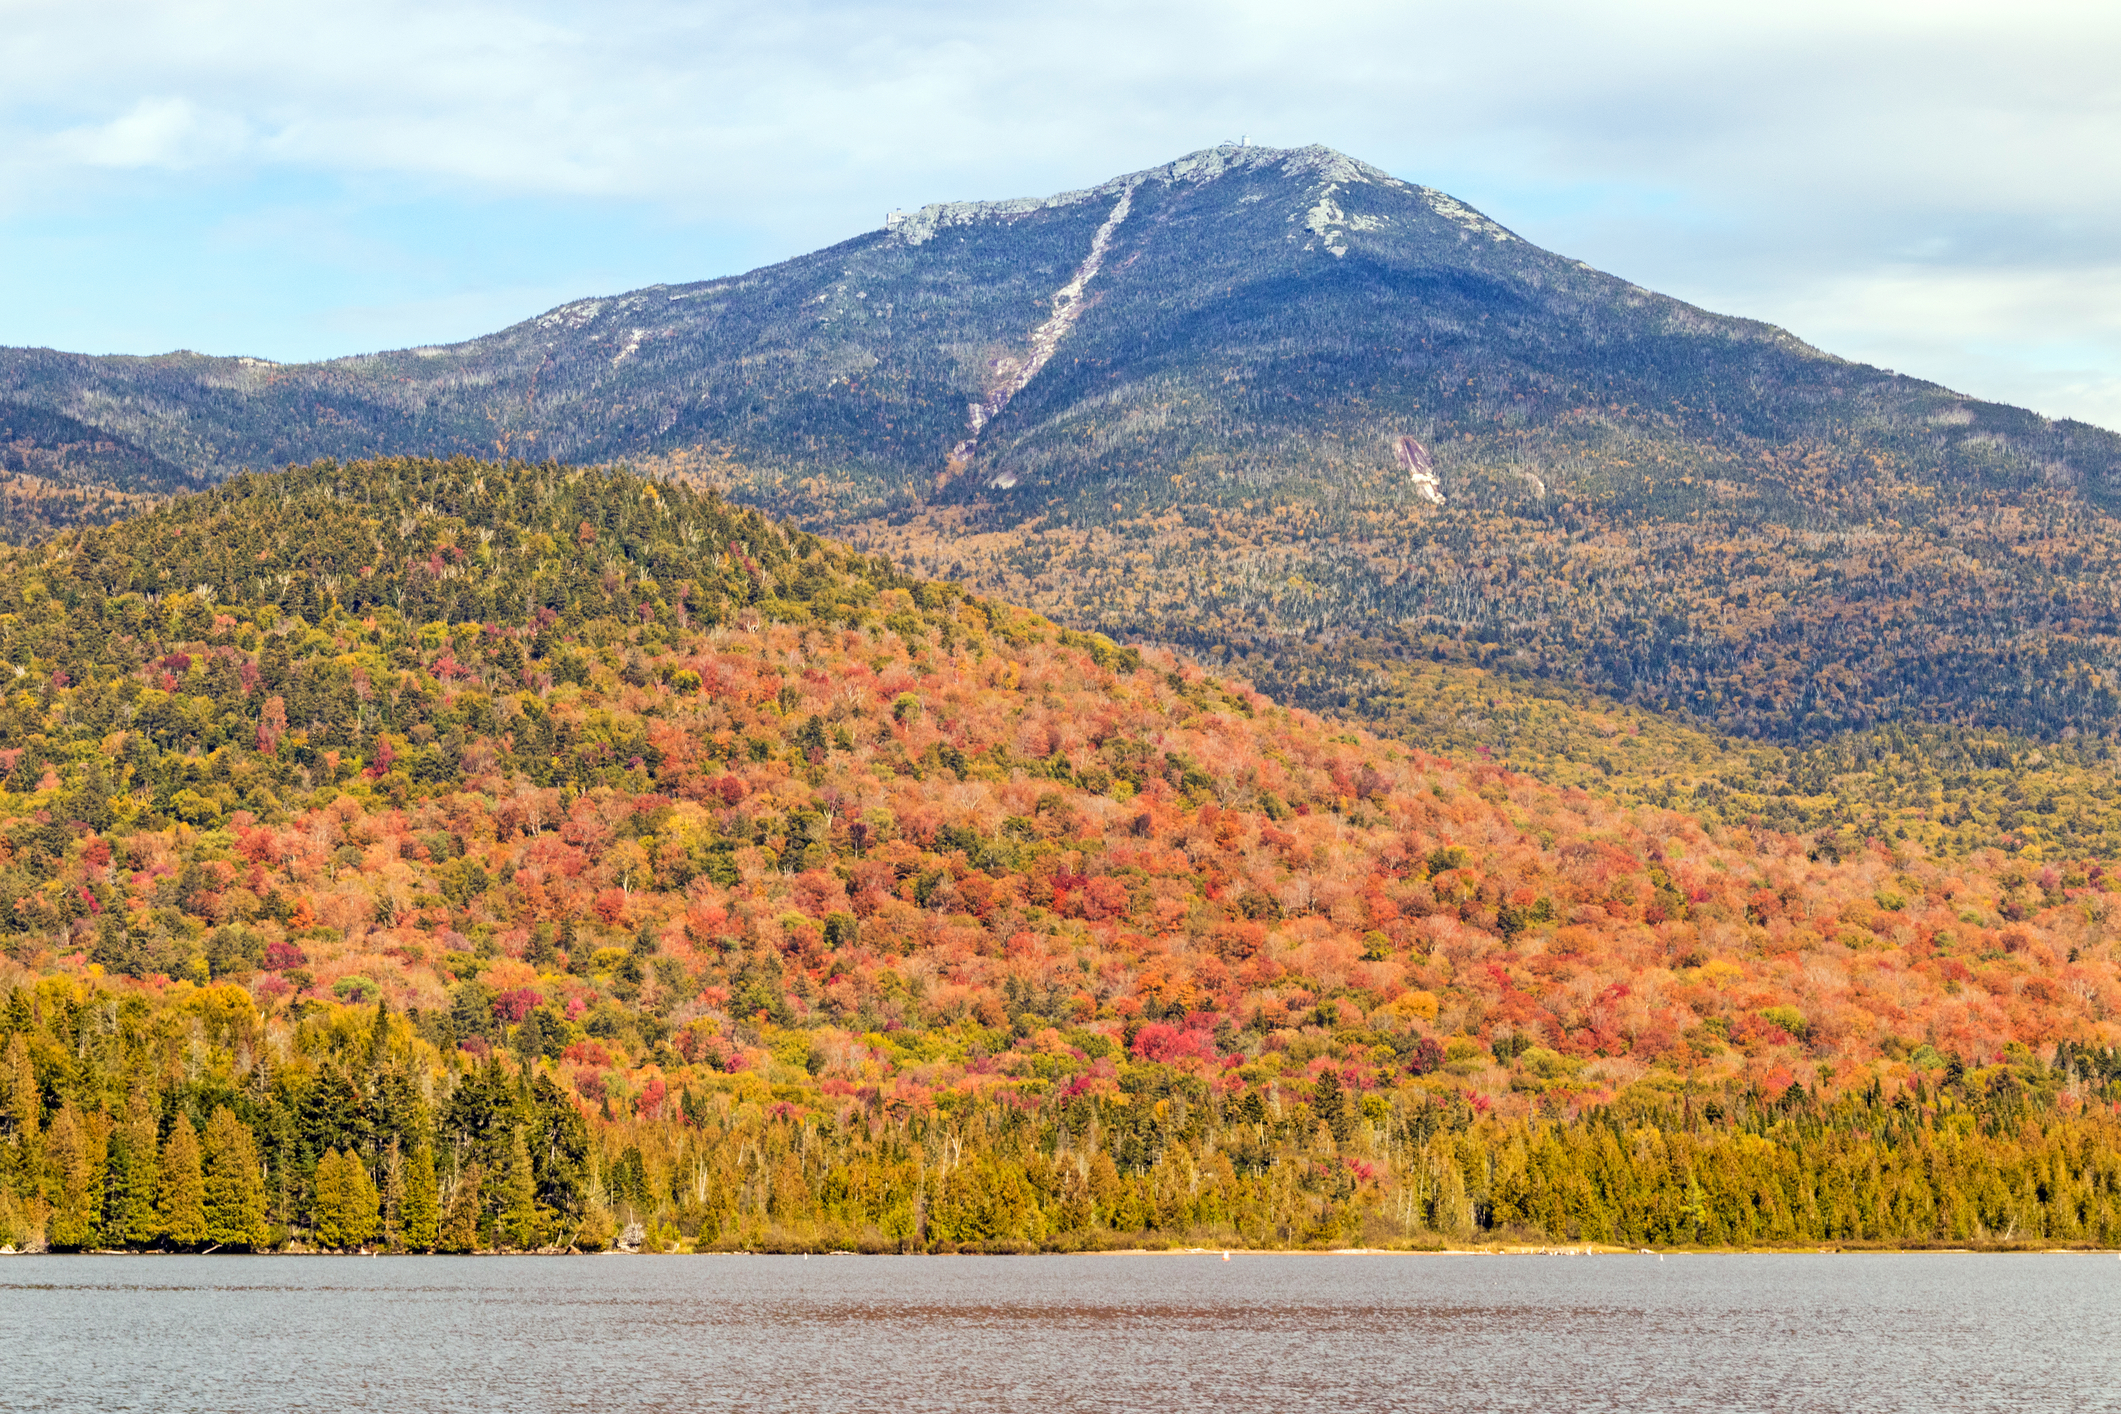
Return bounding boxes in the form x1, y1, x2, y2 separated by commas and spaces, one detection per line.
5, 142, 2087, 489
10, 145, 2121, 749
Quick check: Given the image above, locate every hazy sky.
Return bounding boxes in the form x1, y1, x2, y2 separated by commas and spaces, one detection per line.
6, 0, 2120, 427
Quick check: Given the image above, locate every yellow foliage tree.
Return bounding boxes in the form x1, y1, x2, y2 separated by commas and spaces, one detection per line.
312, 1148, 379, 1250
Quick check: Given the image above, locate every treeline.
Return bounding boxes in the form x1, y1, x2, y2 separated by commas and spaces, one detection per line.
7, 980, 2121, 1253
2, 983, 595, 1253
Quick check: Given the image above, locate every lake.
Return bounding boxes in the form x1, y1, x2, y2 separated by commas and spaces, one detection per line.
1, 1251, 2114, 1411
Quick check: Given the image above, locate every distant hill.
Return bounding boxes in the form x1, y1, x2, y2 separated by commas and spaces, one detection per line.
0, 400, 185, 542
10, 145, 2121, 741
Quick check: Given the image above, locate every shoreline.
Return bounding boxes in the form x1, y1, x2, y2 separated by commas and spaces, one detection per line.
7, 1242, 2117, 1258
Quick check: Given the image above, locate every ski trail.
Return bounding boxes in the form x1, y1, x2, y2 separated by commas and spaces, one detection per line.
950, 183, 1138, 483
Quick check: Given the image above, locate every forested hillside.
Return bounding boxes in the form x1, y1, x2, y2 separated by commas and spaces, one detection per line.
0, 403, 179, 545
1261, 649, 2121, 863
2, 456, 2119, 1254
841, 460, 2121, 743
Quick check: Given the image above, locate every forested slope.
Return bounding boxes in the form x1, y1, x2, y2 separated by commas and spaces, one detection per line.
3, 457, 2120, 1254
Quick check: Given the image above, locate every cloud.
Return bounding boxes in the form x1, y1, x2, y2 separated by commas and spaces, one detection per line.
3, 0, 2120, 424
45, 96, 254, 170
1735, 263, 2121, 428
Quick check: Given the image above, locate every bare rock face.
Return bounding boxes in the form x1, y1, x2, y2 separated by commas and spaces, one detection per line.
1394, 436, 1443, 504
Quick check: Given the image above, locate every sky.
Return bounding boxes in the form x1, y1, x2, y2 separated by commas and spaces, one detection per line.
5, 0, 2121, 427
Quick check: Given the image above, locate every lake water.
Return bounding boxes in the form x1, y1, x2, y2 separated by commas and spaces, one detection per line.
1, 1251, 2114, 1412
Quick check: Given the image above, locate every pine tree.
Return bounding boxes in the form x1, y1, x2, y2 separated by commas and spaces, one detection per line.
313, 1148, 380, 1250
3, 1032, 40, 1204
268, 1106, 297, 1234
347, 1155, 380, 1249
366, 996, 393, 1072
1312, 1069, 1349, 1147
203, 1108, 269, 1250
501, 1127, 539, 1251
401, 1143, 439, 1251
312, 1149, 348, 1248
74, 1106, 107, 1244
106, 1090, 160, 1247
155, 1115, 206, 1249
438, 1164, 482, 1254
380, 1138, 405, 1251
43, 1104, 100, 1250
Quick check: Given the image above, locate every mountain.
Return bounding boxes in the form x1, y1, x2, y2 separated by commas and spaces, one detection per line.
1, 454, 2117, 1256
10, 144, 2121, 747
9, 145, 2115, 493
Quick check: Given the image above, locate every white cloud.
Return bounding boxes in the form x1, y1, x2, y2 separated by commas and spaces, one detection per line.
1732, 263, 2121, 428
45, 96, 253, 170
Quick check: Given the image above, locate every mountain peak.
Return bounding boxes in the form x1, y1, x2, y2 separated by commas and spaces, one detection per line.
882, 142, 1405, 246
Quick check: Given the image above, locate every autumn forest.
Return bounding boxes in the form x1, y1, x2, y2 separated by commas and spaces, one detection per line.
4, 456, 2121, 1256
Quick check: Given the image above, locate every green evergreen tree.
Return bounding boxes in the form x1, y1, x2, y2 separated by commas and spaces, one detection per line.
347, 1158, 381, 1249
380, 1138, 405, 1251
438, 1164, 481, 1254
1311, 1068, 1349, 1147
267, 1106, 297, 1235
313, 1148, 380, 1250
3, 1032, 40, 1204
501, 1127, 540, 1251
106, 1090, 160, 1247
43, 1104, 102, 1250
515, 1010, 546, 1067
203, 1108, 269, 1250
365, 994, 398, 1073
311, 1149, 347, 1248
526, 1072, 590, 1218
155, 1115, 207, 1249
401, 1143, 440, 1251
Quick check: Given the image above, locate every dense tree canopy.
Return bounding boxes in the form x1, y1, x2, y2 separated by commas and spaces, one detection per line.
0, 456, 2117, 1253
